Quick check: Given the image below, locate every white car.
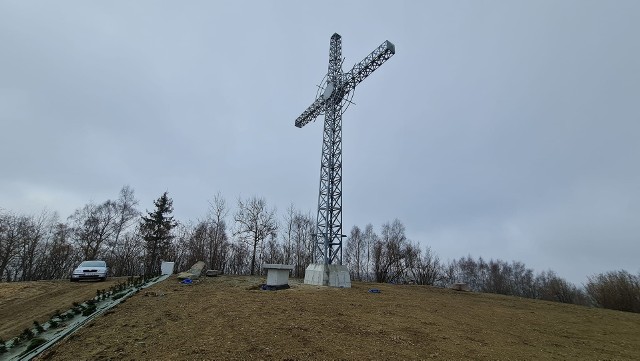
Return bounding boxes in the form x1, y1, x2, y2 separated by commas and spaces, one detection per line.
70, 260, 108, 282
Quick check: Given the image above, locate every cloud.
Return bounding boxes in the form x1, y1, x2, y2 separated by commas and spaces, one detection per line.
1, 1, 639, 285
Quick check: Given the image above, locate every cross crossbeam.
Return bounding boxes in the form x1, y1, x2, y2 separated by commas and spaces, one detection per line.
295, 33, 395, 266
295, 37, 395, 129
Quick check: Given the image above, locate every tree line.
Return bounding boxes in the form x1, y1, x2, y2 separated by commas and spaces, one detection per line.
1, 186, 638, 313
0, 186, 313, 281
343, 219, 639, 313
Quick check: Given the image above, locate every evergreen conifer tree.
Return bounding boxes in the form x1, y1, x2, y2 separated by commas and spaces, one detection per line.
140, 192, 177, 275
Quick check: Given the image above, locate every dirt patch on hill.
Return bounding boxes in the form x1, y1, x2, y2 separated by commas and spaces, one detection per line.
3, 275, 638, 360
0, 277, 127, 340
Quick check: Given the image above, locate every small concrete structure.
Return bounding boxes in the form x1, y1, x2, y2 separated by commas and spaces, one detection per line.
304, 263, 351, 288
451, 282, 471, 291
262, 264, 294, 287
177, 261, 206, 280
205, 269, 221, 277
160, 261, 175, 275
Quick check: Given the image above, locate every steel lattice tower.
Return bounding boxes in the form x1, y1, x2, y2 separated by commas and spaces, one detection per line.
295, 33, 395, 266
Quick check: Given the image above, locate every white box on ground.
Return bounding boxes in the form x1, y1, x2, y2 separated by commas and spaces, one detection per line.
262, 264, 294, 286
161, 261, 175, 275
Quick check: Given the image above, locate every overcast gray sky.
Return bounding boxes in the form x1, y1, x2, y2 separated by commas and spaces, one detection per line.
1, 1, 638, 285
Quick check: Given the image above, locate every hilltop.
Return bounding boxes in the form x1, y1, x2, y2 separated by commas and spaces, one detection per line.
0, 276, 637, 360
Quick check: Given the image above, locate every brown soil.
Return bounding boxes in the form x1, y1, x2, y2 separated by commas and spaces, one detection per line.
0, 277, 127, 340
1, 275, 637, 360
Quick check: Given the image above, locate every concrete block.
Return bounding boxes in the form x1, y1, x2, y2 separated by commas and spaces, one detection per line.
176, 261, 206, 280
176, 272, 193, 280
451, 283, 470, 291
205, 269, 221, 277
304, 263, 351, 288
160, 261, 175, 275
263, 264, 294, 286
188, 261, 206, 278
262, 264, 294, 270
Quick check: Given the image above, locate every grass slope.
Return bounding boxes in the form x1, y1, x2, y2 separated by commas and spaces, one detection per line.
12, 275, 639, 360
0, 278, 127, 341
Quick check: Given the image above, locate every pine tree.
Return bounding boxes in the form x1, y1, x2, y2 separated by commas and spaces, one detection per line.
140, 192, 177, 276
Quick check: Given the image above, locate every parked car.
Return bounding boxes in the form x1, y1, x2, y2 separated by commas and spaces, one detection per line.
70, 260, 108, 282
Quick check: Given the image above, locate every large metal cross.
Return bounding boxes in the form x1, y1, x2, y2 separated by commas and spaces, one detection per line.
295, 33, 395, 265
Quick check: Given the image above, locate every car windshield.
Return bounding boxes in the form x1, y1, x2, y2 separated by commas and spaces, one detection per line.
79, 261, 106, 267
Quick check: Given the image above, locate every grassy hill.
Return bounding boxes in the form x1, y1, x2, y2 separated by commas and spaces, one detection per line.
11, 275, 639, 360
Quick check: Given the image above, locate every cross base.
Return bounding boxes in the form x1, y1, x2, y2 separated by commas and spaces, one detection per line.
304, 263, 351, 288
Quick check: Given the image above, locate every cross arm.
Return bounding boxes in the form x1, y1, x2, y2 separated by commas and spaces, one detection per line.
294, 96, 326, 128
342, 40, 395, 94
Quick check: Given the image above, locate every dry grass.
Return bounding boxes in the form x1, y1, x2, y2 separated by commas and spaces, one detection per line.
2, 275, 636, 360
0, 277, 127, 340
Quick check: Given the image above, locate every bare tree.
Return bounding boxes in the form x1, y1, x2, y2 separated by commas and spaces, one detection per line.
36, 222, 77, 280
510, 261, 536, 298
227, 240, 250, 275
292, 211, 314, 278
373, 219, 409, 283
234, 196, 277, 275
68, 200, 118, 260
437, 261, 457, 288
534, 270, 584, 304
281, 204, 297, 266
0, 212, 21, 281
16, 215, 39, 280
483, 259, 513, 295
15, 210, 59, 281
168, 224, 191, 273
262, 233, 283, 265
187, 221, 208, 266
104, 186, 141, 276
1, 210, 77, 281
206, 193, 229, 271
456, 255, 478, 289
109, 231, 144, 277
409, 245, 441, 285
586, 270, 640, 312
362, 224, 377, 281
112, 186, 140, 245
345, 225, 366, 281
176, 195, 230, 274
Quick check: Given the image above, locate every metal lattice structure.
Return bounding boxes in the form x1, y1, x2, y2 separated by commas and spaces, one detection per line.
295, 33, 395, 265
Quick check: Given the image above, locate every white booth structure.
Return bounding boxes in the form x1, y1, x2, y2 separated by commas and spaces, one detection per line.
161, 261, 175, 275
262, 264, 294, 288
